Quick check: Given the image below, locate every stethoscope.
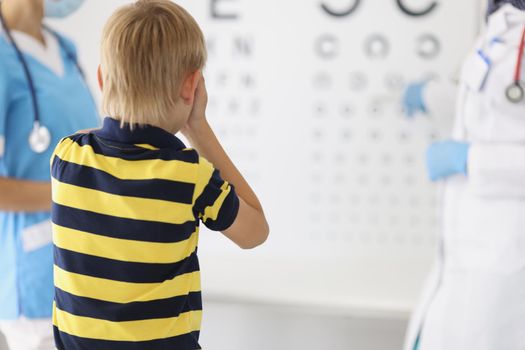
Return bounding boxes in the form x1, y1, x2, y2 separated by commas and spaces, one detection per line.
505, 26, 525, 103
0, 8, 88, 153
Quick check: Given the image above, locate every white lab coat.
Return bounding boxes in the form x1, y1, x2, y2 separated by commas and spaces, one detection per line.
404, 5, 525, 350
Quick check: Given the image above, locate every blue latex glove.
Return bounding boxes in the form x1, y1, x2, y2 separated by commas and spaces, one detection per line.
403, 81, 428, 118
426, 141, 470, 181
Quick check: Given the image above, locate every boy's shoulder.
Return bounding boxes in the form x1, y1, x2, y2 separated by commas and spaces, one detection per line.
53, 131, 92, 151
53, 132, 84, 151
52, 131, 221, 172
54, 131, 206, 166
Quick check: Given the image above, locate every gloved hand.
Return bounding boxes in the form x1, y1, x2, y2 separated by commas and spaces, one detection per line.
426, 141, 470, 181
403, 81, 428, 118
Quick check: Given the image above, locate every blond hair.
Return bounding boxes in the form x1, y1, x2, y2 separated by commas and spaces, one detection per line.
100, 0, 207, 127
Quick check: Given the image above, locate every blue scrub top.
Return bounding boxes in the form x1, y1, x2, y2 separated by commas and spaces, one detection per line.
0, 31, 99, 319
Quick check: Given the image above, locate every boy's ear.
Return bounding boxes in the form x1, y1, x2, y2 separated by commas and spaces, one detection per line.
180, 70, 202, 105
97, 65, 103, 91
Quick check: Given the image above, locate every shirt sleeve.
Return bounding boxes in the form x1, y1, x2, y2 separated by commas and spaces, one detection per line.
193, 157, 240, 231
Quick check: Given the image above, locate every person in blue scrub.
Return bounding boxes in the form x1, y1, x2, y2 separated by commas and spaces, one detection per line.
0, 0, 98, 349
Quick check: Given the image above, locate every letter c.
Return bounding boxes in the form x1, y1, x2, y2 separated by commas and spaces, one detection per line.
396, 0, 438, 17
321, 0, 361, 17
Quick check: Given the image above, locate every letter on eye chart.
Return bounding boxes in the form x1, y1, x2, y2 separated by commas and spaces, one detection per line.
320, 0, 361, 17
211, 0, 240, 20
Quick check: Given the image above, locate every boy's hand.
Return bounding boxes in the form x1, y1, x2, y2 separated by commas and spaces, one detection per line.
182, 76, 208, 136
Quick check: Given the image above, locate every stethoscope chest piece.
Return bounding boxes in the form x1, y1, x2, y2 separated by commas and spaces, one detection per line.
506, 82, 524, 104
29, 122, 51, 154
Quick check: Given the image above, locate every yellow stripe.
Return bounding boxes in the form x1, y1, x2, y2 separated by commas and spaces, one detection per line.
54, 266, 201, 303
53, 224, 199, 264
134, 143, 159, 150
53, 303, 202, 342
54, 138, 198, 183
51, 178, 194, 224
203, 181, 232, 222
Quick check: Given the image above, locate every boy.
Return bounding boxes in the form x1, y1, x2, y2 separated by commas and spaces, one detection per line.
49, 1, 269, 349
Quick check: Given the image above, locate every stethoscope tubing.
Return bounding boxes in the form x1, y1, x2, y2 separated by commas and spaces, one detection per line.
513, 25, 525, 84
0, 8, 42, 124
0, 6, 93, 153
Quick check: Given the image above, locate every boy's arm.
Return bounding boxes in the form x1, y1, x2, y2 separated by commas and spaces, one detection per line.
182, 77, 269, 249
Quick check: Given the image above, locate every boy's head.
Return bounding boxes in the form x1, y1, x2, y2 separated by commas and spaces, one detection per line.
100, 0, 207, 132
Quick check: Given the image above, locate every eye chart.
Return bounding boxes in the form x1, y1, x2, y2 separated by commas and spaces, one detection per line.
52, 0, 482, 314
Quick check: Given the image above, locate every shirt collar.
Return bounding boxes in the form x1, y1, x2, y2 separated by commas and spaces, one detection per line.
93, 117, 186, 150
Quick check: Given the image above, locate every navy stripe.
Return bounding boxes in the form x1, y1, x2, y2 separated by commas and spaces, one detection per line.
54, 327, 201, 350
55, 288, 202, 322
65, 133, 199, 163
203, 189, 240, 231
54, 246, 200, 284
52, 156, 195, 204
52, 203, 197, 243
94, 117, 188, 150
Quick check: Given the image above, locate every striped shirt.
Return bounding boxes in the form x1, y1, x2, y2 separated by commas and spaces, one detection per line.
50, 117, 239, 350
